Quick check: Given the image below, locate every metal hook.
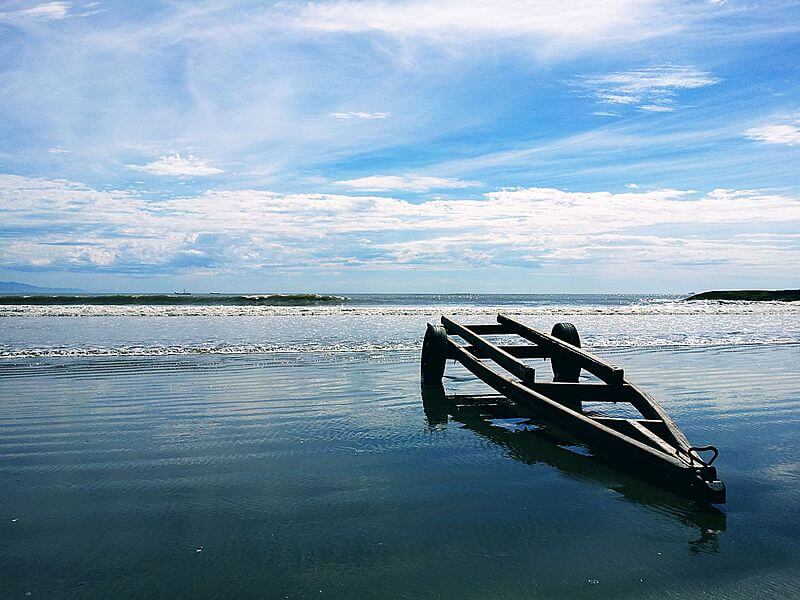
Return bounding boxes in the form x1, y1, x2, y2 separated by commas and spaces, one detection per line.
688, 445, 719, 466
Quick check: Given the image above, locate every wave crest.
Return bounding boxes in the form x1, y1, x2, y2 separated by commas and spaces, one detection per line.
0, 293, 349, 307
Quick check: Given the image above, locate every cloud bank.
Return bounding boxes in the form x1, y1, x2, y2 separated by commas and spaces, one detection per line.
2, 175, 798, 280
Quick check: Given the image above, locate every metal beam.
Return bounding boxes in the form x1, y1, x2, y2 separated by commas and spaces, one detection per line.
530, 382, 635, 403
497, 314, 625, 385
442, 316, 536, 385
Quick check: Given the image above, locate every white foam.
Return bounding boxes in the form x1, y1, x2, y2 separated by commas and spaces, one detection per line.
1, 300, 798, 318
2, 299, 798, 358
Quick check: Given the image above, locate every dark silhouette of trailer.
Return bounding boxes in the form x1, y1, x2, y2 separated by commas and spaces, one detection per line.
420, 314, 725, 505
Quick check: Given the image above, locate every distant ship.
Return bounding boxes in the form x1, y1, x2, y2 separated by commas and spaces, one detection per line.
173, 289, 192, 296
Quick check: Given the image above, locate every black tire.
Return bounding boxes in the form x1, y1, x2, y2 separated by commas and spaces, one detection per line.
551, 322, 581, 382
421, 324, 448, 385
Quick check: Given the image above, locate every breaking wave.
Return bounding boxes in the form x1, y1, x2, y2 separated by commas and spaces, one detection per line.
1, 299, 798, 317
0, 293, 349, 307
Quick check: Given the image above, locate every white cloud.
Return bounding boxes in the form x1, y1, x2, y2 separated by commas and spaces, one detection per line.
745, 123, 800, 145
291, 1, 672, 51
332, 112, 391, 120
333, 175, 481, 192
639, 104, 675, 112
17, 2, 70, 19
129, 154, 224, 177
72, 0, 755, 59
48, 147, 71, 154
578, 65, 719, 110
2, 174, 799, 277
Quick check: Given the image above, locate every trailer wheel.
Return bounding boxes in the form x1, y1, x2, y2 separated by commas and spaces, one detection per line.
551, 322, 581, 382
421, 324, 448, 385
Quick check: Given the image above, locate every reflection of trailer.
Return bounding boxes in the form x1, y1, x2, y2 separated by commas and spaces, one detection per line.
420, 314, 725, 505
420, 387, 727, 550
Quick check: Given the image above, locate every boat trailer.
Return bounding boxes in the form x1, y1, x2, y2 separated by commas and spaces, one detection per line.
420, 314, 726, 505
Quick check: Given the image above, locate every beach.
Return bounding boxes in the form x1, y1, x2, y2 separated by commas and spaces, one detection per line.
2, 295, 799, 598
5, 0, 800, 595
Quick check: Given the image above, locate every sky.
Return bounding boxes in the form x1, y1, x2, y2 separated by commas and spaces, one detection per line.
0, 0, 799, 293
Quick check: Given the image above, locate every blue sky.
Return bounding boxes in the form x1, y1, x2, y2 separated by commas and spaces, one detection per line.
1, 0, 799, 292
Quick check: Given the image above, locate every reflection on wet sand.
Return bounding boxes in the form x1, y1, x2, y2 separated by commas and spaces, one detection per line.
421, 384, 726, 553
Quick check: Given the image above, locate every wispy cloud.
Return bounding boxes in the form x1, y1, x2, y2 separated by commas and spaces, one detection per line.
1, 2, 72, 20
334, 175, 481, 192
745, 121, 800, 145
25, 2, 70, 19
639, 104, 675, 113
291, 0, 676, 52
578, 65, 719, 111
332, 112, 391, 120
129, 154, 224, 177
47, 147, 71, 154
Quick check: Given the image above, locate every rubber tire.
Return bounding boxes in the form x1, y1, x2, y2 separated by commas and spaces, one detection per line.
551, 322, 581, 382
421, 324, 448, 385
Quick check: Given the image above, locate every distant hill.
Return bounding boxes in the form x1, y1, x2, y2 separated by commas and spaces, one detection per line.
686, 289, 800, 302
0, 281, 85, 294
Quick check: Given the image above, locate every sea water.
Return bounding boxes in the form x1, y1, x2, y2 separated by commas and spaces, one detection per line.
1, 295, 799, 598
1, 294, 798, 356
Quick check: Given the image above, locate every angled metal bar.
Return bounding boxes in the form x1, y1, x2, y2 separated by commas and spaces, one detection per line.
628, 419, 686, 458
441, 316, 536, 385
497, 314, 625, 385
593, 417, 663, 426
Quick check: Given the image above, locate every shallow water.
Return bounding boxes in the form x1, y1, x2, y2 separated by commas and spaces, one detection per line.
2, 343, 799, 599
2, 294, 799, 357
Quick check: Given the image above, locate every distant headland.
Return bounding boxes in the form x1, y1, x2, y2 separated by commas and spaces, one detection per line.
0, 281, 85, 294
686, 289, 800, 301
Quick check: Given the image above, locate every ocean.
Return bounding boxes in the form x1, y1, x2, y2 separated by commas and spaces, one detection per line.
1, 294, 799, 598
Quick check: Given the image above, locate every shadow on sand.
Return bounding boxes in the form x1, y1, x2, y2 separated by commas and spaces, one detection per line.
421, 384, 726, 554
